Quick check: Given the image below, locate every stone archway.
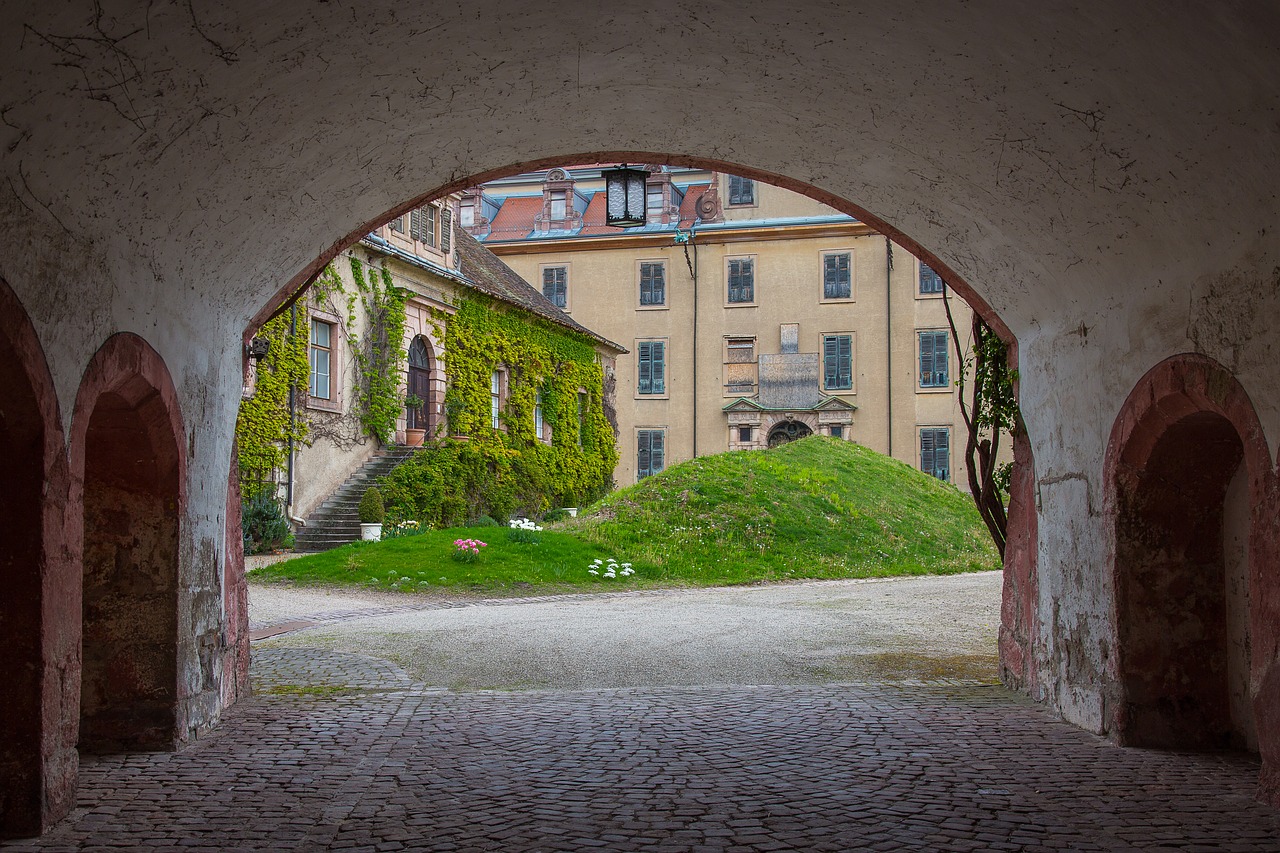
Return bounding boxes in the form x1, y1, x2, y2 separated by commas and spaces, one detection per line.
71, 334, 186, 753
767, 419, 813, 447
1106, 354, 1274, 754
0, 279, 75, 837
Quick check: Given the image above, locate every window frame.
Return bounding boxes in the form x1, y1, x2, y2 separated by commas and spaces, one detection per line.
918, 261, 945, 297
490, 368, 508, 430
917, 330, 950, 390
820, 249, 855, 302
822, 332, 855, 392
541, 264, 570, 311
637, 259, 667, 309
636, 339, 669, 399
305, 311, 342, 412
725, 255, 757, 307
723, 336, 757, 397
727, 175, 756, 207
919, 426, 951, 482
636, 428, 667, 480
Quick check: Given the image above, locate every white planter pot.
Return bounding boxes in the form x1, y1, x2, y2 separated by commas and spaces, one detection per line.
564, 507, 578, 517
360, 523, 383, 541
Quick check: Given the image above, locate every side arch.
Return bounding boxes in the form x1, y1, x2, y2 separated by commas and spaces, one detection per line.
69, 333, 187, 752
0, 278, 75, 837
1104, 354, 1275, 762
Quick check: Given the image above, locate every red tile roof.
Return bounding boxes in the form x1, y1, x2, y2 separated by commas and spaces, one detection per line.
679, 185, 708, 228
485, 195, 542, 241
576, 192, 614, 237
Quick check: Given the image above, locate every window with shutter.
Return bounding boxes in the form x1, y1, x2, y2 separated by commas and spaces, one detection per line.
918, 331, 949, 388
823, 334, 853, 391
920, 428, 950, 481
637, 430, 666, 479
639, 262, 665, 306
637, 341, 666, 395
727, 258, 754, 303
542, 267, 567, 308
441, 208, 452, 254
919, 262, 944, 295
728, 175, 755, 206
823, 252, 852, 299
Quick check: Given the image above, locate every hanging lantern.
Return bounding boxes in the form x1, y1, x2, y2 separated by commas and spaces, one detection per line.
603, 164, 647, 227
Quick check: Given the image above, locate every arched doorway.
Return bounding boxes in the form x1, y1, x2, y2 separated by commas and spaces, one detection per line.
406, 335, 436, 435
768, 420, 812, 447
73, 334, 185, 753
0, 278, 73, 836
1108, 355, 1268, 751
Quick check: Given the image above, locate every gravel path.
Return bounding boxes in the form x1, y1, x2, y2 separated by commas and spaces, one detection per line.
251, 571, 1002, 690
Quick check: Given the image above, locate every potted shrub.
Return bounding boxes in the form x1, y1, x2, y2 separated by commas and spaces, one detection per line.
358, 485, 385, 541
404, 394, 426, 447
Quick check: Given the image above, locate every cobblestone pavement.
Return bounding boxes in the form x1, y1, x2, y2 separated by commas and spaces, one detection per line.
8, 650, 1279, 852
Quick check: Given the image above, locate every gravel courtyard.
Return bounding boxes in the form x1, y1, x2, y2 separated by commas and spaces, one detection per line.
249, 571, 1004, 691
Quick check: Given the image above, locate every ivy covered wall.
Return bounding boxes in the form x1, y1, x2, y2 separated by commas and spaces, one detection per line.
380, 294, 619, 526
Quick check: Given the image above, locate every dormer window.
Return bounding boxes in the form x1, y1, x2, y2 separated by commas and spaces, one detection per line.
460, 198, 475, 228
535, 169, 584, 233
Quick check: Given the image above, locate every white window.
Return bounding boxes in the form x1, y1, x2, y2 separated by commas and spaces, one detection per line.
550, 191, 567, 221
534, 391, 544, 439
490, 371, 502, 429
460, 198, 475, 227
309, 319, 332, 400
646, 184, 663, 219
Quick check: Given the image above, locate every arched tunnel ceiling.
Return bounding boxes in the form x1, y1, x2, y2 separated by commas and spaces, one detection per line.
1, 1, 1278, 338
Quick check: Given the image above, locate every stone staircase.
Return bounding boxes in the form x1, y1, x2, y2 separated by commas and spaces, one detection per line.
293, 446, 418, 552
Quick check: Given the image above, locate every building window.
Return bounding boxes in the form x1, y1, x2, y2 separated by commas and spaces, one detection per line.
490, 370, 502, 429
738, 426, 753, 443
639, 262, 665, 306
728, 175, 755, 206
823, 334, 853, 391
830, 425, 844, 439
309, 318, 332, 400
543, 266, 568, 308
727, 258, 754, 304
919, 262, 944, 295
441, 207, 452, 254
823, 252, 852, 300
918, 331, 949, 388
550, 190, 567, 221
389, 216, 404, 234
646, 183, 663, 220
921, 427, 950, 481
460, 198, 475, 228
534, 391, 544, 439
637, 341, 666, 395
725, 336, 757, 395
637, 430, 666, 479
410, 205, 437, 247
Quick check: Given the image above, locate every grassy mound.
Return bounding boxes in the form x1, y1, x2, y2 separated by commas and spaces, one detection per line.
254, 436, 999, 595
563, 435, 999, 584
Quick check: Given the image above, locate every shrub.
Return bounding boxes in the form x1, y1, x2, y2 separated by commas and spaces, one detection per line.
468, 514, 502, 528
543, 508, 571, 523
242, 488, 290, 554
358, 486, 386, 524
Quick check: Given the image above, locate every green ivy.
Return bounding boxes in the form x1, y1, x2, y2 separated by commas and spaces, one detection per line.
380, 295, 618, 526
349, 256, 408, 443
234, 312, 310, 495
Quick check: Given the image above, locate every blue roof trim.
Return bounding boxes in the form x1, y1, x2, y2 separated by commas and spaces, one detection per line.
360, 234, 471, 288
696, 213, 858, 230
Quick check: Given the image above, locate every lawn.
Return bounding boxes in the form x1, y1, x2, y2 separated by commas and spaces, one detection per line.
254, 436, 1000, 595
250, 526, 642, 593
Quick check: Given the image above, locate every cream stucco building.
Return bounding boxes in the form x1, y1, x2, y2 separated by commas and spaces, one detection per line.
465, 166, 990, 488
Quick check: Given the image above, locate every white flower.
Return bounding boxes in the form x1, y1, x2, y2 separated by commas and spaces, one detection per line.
604, 572, 616, 579
588, 569, 599, 575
